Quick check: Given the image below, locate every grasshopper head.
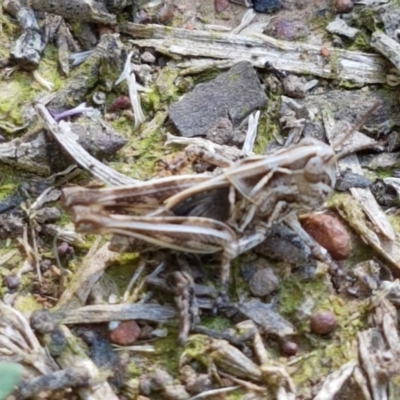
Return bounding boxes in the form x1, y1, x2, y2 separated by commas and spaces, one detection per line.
295, 138, 337, 210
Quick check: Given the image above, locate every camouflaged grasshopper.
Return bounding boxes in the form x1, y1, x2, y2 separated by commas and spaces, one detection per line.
62, 136, 337, 293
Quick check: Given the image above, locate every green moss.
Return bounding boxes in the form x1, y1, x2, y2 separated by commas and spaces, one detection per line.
374, 167, 398, 179
154, 67, 180, 104
193, 68, 222, 85
254, 95, 281, 154
0, 72, 38, 126
109, 111, 168, 180
224, 391, 247, 400
352, 7, 383, 33
338, 80, 362, 89
329, 50, 340, 78
281, 279, 369, 393
201, 315, 232, 331
105, 254, 141, 291
38, 45, 66, 91
142, 88, 162, 111
14, 294, 42, 313
278, 274, 328, 322
142, 76, 181, 112
347, 31, 372, 52
153, 330, 182, 374
388, 214, 400, 233
0, 12, 20, 49
293, 340, 356, 393
345, 235, 375, 265
0, 43, 65, 129
308, 10, 335, 31
180, 334, 211, 369
215, 11, 231, 21
175, 76, 194, 93
0, 166, 22, 202
126, 361, 142, 377
196, 2, 215, 24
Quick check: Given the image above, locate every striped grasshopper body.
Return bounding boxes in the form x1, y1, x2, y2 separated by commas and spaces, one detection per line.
62, 137, 337, 292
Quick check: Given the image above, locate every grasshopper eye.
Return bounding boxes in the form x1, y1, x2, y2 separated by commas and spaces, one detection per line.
304, 156, 324, 183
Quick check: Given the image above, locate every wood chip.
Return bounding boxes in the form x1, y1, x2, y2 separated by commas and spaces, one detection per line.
56, 240, 120, 311
371, 32, 400, 72
61, 303, 177, 324
323, 111, 395, 241
314, 360, 357, 400
121, 23, 387, 84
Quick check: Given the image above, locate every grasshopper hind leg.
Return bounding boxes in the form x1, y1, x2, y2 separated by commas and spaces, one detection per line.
169, 270, 200, 345
219, 229, 268, 297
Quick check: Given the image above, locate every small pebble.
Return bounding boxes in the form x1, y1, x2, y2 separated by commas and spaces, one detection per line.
109, 95, 130, 112
282, 75, 307, 98
249, 267, 280, 297
139, 324, 154, 340
310, 311, 337, 335
320, 47, 331, 58
301, 213, 350, 260
281, 341, 298, 356
335, 0, 354, 13
108, 320, 120, 330
57, 241, 73, 257
40, 259, 52, 272
110, 320, 141, 345
30, 309, 55, 333
122, 109, 135, 121
215, 0, 229, 13
155, 3, 175, 24
141, 51, 156, 64
151, 328, 168, 338
104, 113, 118, 121
4, 275, 20, 290
271, 19, 306, 40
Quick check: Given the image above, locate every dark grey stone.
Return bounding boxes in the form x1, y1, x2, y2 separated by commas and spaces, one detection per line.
253, 0, 282, 13
335, 170, 372, 192
169, 61, 267, 137
255, 224, 311, 265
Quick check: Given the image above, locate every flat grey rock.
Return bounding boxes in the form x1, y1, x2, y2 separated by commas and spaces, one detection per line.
169, 61, 267, 137
236, 300, 295, 337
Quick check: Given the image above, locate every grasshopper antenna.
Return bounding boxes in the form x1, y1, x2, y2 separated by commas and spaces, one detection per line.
333, 101, 383, 160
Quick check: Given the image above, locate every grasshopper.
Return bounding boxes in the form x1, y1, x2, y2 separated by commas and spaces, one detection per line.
62, 136, 337, 293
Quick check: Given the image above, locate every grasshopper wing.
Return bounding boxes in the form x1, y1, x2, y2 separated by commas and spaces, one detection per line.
71, 205, 237, 254
62, 174, 209, 213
